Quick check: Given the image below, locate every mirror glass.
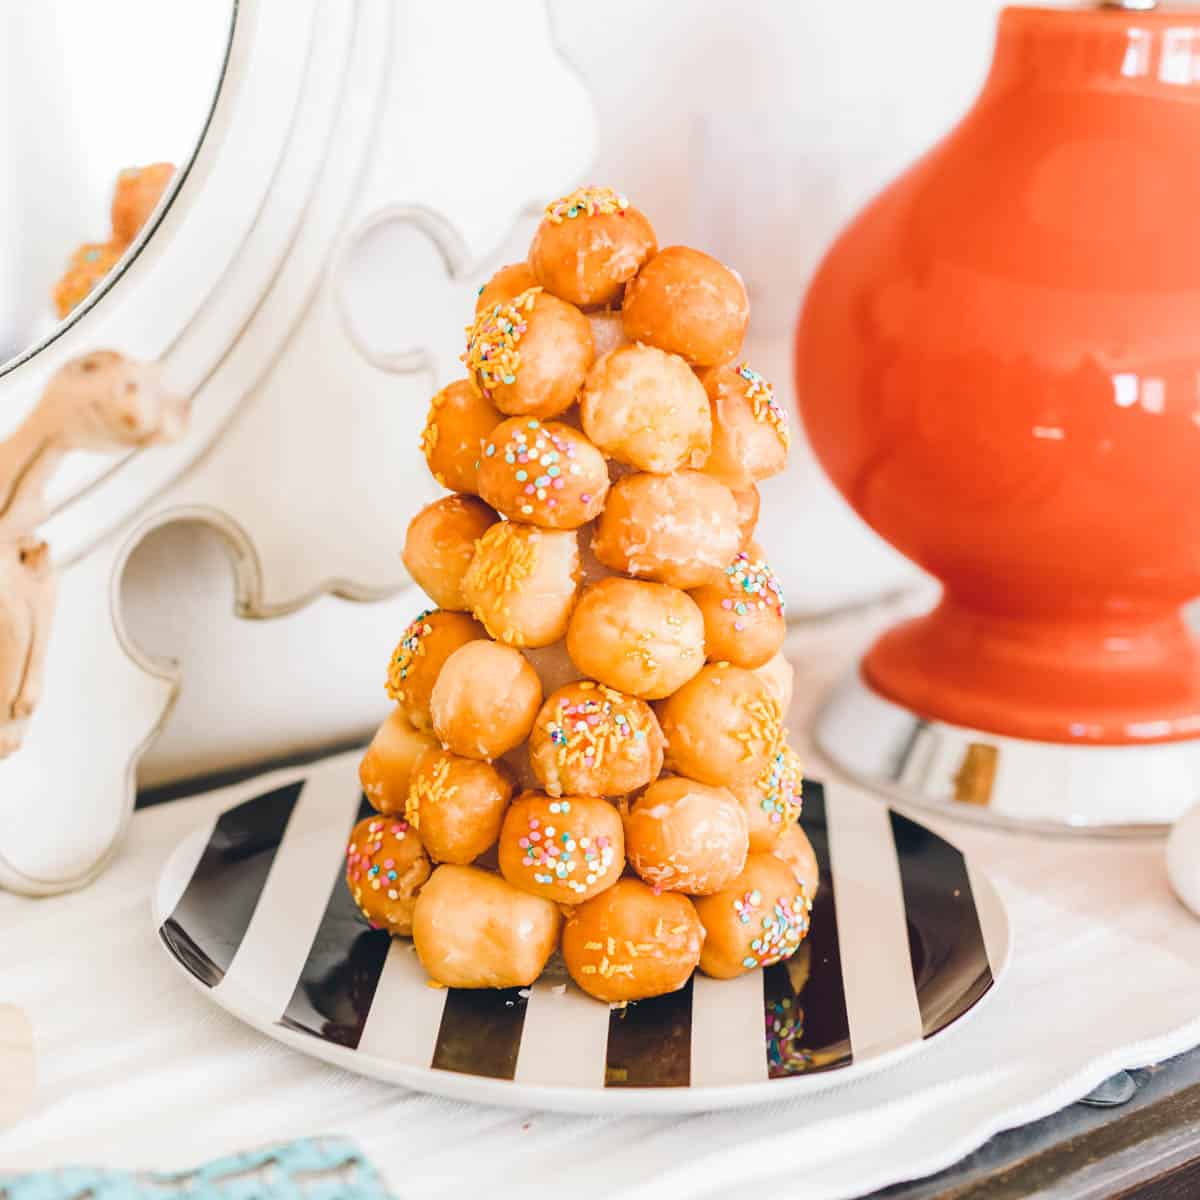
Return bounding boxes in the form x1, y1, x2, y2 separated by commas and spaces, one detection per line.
0, 1, 234, 371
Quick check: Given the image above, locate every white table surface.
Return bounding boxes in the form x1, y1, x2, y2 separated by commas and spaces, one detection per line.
4, 599, 1200, 1200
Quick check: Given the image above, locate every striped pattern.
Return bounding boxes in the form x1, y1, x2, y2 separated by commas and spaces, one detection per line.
160, 781, 303, 987
158, 761, 1001, 1094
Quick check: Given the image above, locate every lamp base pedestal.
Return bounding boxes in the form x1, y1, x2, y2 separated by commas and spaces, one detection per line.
814, 669, 1200, 836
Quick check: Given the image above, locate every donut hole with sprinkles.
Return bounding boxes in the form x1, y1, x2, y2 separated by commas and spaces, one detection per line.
689, 543, 787, 669
476, 416, 609, 530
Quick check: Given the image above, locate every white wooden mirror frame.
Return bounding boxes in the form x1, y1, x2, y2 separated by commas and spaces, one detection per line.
0, 0, 594, 895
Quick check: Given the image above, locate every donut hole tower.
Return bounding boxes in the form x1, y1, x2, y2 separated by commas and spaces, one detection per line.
346, 187, 816, 1004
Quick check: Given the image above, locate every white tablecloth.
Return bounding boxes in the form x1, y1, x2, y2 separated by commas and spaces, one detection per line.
5, 602, 1200, 1200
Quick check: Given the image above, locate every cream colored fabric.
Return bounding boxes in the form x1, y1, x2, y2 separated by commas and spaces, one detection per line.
0, 1005, 33, 1130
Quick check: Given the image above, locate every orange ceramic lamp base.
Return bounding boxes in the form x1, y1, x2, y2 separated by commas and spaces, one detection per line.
866, 603, 1200, 745
797, 5, 1200, 759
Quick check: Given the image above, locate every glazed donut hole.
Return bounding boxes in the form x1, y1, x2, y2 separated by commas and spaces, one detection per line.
693, 853, 812, 980
773, 820, 820, 902
111, 162, 175, 245
407, 746, 514, 864
625, 776, 749, 895
413, 864, 561, 989
402, 494, 497, 611
587, 312, 630, 359
359, 707, 438, 817
476, 262, 538, 315
528, 680, 664, 798
477, 417, 608, 529
657, 662, 782, 787
529, 186, 657, 309
463, 287, 594, 420
345, 815, 431, 936
566, 577, 705, 700
754, 651, 795, 715
580, 343, 711, 474
733, 742, 804, 852
462, 522, 580, 648
562, 877, 704, 1003
498, 790, 624, 904
385, 609, 487, 731
699, 363, 790, 488
690, 545, 786, 669
622, 245, 749, 367
731, 485, 760, 547
419, 379, 502, 495
592, 470, 741, 589
430, 639, 542, 760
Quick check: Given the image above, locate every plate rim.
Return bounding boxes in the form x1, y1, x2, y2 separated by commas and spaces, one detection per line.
151, 791, 1012, 1116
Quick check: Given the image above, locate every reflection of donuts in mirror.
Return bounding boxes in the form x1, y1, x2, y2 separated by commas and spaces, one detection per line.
53, 162, 177, 317
53, 243, 122, 317
111, 162, 175, 245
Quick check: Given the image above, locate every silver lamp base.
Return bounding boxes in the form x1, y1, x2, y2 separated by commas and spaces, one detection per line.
814, 668, 1200, 837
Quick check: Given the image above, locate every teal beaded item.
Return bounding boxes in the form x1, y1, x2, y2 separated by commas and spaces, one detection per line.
0, 1138, 392, 1200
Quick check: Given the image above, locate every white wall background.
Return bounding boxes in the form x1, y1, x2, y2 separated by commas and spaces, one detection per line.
122, 0, 1017, 785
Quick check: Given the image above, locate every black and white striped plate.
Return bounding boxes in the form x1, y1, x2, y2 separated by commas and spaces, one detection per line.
153, 751, 1010, 1114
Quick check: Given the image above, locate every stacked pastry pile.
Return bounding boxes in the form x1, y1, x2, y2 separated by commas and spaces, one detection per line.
347, 187, 817, 1003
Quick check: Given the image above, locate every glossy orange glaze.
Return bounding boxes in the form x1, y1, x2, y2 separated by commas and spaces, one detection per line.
796, 5, 1200, 744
